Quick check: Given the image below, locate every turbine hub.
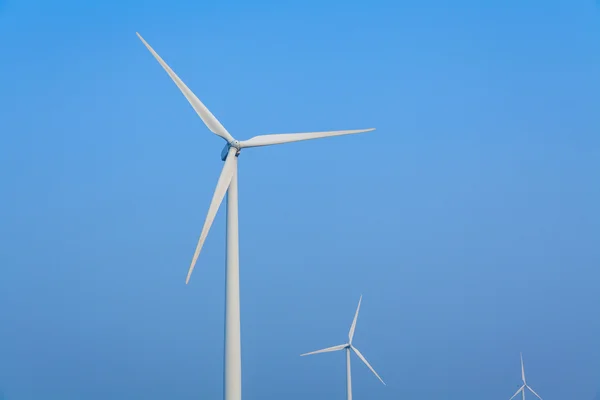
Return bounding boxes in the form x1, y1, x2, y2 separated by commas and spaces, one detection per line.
230, 140, 241, 150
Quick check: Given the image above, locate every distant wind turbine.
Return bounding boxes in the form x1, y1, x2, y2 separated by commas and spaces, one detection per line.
301, 296, 385, 400
509, 353, 543, 400
136, 32, 375, 400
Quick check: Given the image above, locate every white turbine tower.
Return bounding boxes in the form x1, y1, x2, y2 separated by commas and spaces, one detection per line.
301, 296, 385, 400
509, 353, 544, 400
136, 33, 375, 400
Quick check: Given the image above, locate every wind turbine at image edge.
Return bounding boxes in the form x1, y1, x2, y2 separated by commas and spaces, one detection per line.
508, 353, 544, 400
301, 296, 385, 400
136, 33, 375, 400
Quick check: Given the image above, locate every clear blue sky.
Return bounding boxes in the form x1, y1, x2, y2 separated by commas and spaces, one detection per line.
1, 0, 599, 399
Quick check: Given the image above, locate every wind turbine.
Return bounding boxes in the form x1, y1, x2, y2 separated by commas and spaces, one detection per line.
301, 296, 385, 400
136, 33, 375, 400
508, 353, 544, 400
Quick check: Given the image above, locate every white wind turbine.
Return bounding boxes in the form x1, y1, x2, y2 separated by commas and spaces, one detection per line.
301, 296, 385, 400
136, 33, 375, 400
509, 353, 544, 400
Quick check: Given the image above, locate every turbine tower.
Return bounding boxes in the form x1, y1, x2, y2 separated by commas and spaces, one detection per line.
136, 33, 375, 400
508, 353, 543, 400
301, 296, 385, 400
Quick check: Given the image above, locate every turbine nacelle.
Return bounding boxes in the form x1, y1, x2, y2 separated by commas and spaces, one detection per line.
221, 142, 241, 161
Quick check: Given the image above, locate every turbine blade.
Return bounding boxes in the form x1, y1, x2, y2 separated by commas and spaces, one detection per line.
185, 147, 237, 284
239, 128, 375, 148
521, 353, 526, 384
300, 344, 347, 356
136, 33, 234, 143
348, 295, 362, 344
350, 346, 385, 385
526, 386, 543, 400
509, 386, 524, 400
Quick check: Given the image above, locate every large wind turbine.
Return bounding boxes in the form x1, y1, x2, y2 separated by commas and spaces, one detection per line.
136, 33, 375, 400
508, 353, 544, 400
301, 296, 385, 400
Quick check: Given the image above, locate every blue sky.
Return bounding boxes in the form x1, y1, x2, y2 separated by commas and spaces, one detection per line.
1, 0, 599, 399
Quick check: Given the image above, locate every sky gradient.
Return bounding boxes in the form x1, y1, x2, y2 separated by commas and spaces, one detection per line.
1, 0, 599, 399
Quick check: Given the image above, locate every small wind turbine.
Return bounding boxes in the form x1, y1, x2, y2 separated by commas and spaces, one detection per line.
136, 33, 375, 400
301, 296, 385, 400
509, 353, 543, 400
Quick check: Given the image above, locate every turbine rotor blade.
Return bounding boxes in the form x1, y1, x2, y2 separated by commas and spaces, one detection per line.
350, 346, 385, 385
521, 353, 526, 384
348, 295, 362, 344
239, 128, 375, 148
526, 386, 543, 400
136, 33, 235, 143
185, 147, 237, 284
300, 344, 347, 357
509, 386, 524, 400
